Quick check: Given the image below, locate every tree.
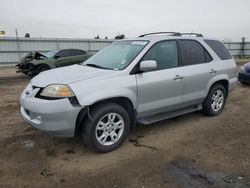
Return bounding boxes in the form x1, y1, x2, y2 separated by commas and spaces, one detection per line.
94, 35, 100, 39
25, 33, 30, 38
0, 31, 5, 35
115, 34, 125, 39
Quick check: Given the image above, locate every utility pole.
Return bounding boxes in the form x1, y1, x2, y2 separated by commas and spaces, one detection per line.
15, 28, 22, 62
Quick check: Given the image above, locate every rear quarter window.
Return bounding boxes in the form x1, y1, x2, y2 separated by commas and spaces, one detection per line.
204, 40, 232, 60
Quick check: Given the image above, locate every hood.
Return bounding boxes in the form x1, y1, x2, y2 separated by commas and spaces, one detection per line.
244, 62, 250, 69
31, 64, 114, 87
23, 51, 47, 60
18, 52, 47, 65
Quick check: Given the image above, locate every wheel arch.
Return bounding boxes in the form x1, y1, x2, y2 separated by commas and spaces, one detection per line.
206, 79, 229, 98
75, 97, 136, 135
205, 74, 230, 98
30, 58, 55, 68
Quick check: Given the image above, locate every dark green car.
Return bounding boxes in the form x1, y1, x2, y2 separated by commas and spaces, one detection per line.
17, 49, 92, 77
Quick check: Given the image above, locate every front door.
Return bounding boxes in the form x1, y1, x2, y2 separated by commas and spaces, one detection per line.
55, 50, 72, 67
136, 40, 184, 117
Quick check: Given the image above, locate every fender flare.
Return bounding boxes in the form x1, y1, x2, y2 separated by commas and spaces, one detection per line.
205, 74, 229, 97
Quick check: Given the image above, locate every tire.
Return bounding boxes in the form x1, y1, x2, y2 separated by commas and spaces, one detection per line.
202, 84, 227, 116
82, 103, 130, 153
37, 64, 50, 74
29, 64, 50, 77
240, 81, 247, 85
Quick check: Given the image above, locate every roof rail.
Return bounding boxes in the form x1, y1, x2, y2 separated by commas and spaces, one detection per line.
138, 32, 203, 38
181, 33, 203, 37
138, 32, 181, 37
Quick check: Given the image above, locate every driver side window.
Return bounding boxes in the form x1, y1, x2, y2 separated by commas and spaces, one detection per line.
56, 50, 70, 58
142, 40, 178, 71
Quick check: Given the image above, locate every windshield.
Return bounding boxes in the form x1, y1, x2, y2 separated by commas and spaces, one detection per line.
43, 51, 58, 58
82, 40, 148, 70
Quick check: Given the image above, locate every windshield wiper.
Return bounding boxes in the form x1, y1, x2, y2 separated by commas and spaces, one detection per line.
85, 63, 110, 70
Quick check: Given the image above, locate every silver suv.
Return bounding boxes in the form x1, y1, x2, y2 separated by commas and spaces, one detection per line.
20, 32, 237, 152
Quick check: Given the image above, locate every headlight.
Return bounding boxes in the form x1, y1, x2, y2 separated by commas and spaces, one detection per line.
39, 84, 75, 98
240, 66, 246, 72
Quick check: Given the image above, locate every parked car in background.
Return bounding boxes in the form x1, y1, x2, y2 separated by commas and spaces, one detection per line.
238, 62, 250, 84
20, 32, 237, 152
16, 49, 92, 77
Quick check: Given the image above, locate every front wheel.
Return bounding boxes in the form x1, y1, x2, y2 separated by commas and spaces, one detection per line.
82, 103, 130, 153
29, 64, 50, 77
240, 81, 248, 85
203, 84, 227, 116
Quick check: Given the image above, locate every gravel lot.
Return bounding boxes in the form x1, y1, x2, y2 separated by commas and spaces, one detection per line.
0, 63, 250, 188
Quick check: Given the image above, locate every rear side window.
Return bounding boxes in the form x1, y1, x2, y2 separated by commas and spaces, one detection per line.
179, 40, 212, 66
69, 49, 86, 56
204, 40, 232, 60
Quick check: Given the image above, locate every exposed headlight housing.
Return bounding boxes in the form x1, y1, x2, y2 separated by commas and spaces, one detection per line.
39, 84, 75, 98
240, 66, 246, 72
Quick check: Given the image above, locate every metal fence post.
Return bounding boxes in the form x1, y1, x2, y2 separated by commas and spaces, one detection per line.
15, 28, 21, 62
241, 37, 245, 58
87, 39, 91, 53
56, 38, 59, 50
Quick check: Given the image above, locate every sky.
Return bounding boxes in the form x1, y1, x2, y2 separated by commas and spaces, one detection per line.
0, 0, 250, 41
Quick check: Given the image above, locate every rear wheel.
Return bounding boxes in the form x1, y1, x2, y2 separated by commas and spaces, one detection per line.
203, 84, 227, 116
82, 103, 130, 153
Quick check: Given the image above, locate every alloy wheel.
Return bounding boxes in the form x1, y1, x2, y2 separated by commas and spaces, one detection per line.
211, 89, 224, 112
95, 113, 125, 146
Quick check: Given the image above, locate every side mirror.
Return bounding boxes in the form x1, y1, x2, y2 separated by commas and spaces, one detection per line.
139, 60, 157, 72
54, 55, 60, 59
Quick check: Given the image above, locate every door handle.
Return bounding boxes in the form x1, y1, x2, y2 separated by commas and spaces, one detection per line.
173, 75, 184, 80
210, 69, 217, 74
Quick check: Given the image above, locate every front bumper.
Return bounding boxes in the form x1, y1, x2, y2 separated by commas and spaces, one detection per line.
238, 72, 250, 84
20, 84, 81, 137
16, 62, 30, 75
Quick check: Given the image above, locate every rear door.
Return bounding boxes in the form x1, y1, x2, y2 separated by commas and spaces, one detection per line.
204, 39, 236, 83
69, 49, 87, 64
178, 39, 214, 106
136, 40, 184, 117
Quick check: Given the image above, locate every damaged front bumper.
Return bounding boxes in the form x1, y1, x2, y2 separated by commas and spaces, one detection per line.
16, 62, 32, 75
16, 51, 47, 76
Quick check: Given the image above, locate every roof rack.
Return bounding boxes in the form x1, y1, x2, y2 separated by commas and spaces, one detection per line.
138, 32, 181, 37
138, 32, 203, 38
180, 33, 203, 37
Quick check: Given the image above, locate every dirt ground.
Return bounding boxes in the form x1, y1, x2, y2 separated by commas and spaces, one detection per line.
0, 62, 250, 188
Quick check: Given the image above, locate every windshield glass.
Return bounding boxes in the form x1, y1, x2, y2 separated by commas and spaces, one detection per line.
43, 51, 58, 58
82, 40, 148, 70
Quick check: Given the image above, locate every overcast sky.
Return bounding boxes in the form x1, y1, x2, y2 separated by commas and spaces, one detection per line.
1, 0, 250, 41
